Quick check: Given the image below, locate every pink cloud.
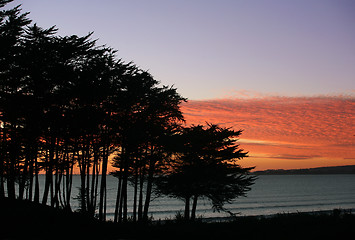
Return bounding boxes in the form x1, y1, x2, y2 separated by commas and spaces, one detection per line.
182, 95, 355, 170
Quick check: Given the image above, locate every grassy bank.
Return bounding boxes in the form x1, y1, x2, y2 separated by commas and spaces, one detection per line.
1, 198, 354, 240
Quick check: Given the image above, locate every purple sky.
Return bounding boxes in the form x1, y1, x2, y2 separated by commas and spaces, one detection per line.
11, 0, 355, 100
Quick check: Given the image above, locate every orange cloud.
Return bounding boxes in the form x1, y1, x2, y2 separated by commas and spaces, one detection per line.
182, 95, 355, 170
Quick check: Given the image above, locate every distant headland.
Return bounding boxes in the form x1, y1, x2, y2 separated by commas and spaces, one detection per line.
253, 165, 355, 175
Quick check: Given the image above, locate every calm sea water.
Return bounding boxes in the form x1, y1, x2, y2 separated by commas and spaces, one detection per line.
37, 175, 355, 220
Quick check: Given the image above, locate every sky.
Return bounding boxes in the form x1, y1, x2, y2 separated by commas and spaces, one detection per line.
182, 96, 354, 170
9, 0, 355, 170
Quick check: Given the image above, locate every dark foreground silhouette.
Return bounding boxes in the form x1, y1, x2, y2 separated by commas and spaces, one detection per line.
1, 198, 354, 240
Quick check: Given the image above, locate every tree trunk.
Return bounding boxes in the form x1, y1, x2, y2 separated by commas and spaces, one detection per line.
114, 168, 122, 223
33, 156, 40, 203
43, 140, 54, 205
0, 173, 4, 199
90, 146, 99, 215
99, 144, 108, 221
0, 127, 4, 199
42, 152, 51, 205
6, 161, 15, 199
123, 169, 128, 222
64, 154, 73, 210
137, 164, 145, 221
191, 195, 198, 220
28, 154, 34, 201
184, 196, 190, 220
18, 149, 30, 200
7, 123, 16, 200
86, 152, 91, 214
78, 150, 87, 212
118, 181, 124, 223
53, 168, 62, 209
0, 140, 5, 199
80, 168, 86, 212
7, 139, 16, 199
143, 159, 155, 221
49, 140, 55, 207
133, 164, 139, 222
89, 157, 96, 216
93, 160, 99, 211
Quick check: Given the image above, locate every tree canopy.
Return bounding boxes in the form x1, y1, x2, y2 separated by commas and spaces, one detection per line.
0, 1, 186, 222
0, 1, 255, 223
155, 124, 256, 220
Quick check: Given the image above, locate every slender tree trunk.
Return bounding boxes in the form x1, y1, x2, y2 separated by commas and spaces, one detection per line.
61, 150, 68, 209
137, 164, 145, 221
78, 149, 87, 213
99, 143, 108, 221
18, 149, 30, 200
33, 155, 40, 203
49, 140, 55, 207
43, 142, 54, 205
53, 167, 62, 209
191, 195, 198, 220
93, 159, 100, 211
80, 171, 86, 212
184, 196, 190, 220
42, 160, 50, 205
120, 146, 129, 223
7, 137, 16, 199
143, 157, 155, 221
0, 127, 4, 199
0, 145, 4, 199
123, 166, 128, 222
86, 151, 91, 214
7, 123, 17, 200
104, 186, 107, 220
65, 154, 73, 211
6, 159, 16, 199
119, 165, 128, 223
0, 140, 5, 199
90, 146, 99, 215
0, 173, 4, 199
28, 154, 34, 201
0, 126, 6, 199
89, 157, 96, 216
133, 163, 139, 222
114, 168, 122, 223
118, 181, 124, 223
52, 140, 62, 208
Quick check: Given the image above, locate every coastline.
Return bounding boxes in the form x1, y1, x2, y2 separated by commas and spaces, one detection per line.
199, 208, 355, 223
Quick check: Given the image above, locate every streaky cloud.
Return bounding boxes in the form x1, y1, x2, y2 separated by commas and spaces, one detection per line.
182, 94, 355, 170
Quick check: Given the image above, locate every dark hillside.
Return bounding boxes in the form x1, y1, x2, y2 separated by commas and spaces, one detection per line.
1, 197, 354, 240
0, 197, 129, 240
253, 165, 355, 175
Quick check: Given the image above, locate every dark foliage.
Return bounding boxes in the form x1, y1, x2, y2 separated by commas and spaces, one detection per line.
0, 0, 186, 223
155, 124, 256, 220
1, 1, 257, 227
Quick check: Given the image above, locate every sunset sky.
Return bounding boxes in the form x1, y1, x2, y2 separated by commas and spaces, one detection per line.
11, 0, 355, 170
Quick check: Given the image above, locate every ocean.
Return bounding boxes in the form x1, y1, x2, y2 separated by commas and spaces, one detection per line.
38, 174, 355, 220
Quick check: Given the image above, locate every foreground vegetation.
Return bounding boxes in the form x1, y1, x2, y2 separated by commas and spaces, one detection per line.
1, 0, 254, 223
1, 197, 354, 240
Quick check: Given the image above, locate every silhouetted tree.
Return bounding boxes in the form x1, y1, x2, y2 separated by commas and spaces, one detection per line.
0, 0, 31, 199
0, 1, 199, 225
155, 124, 256, 220
111, 70, 185, 222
